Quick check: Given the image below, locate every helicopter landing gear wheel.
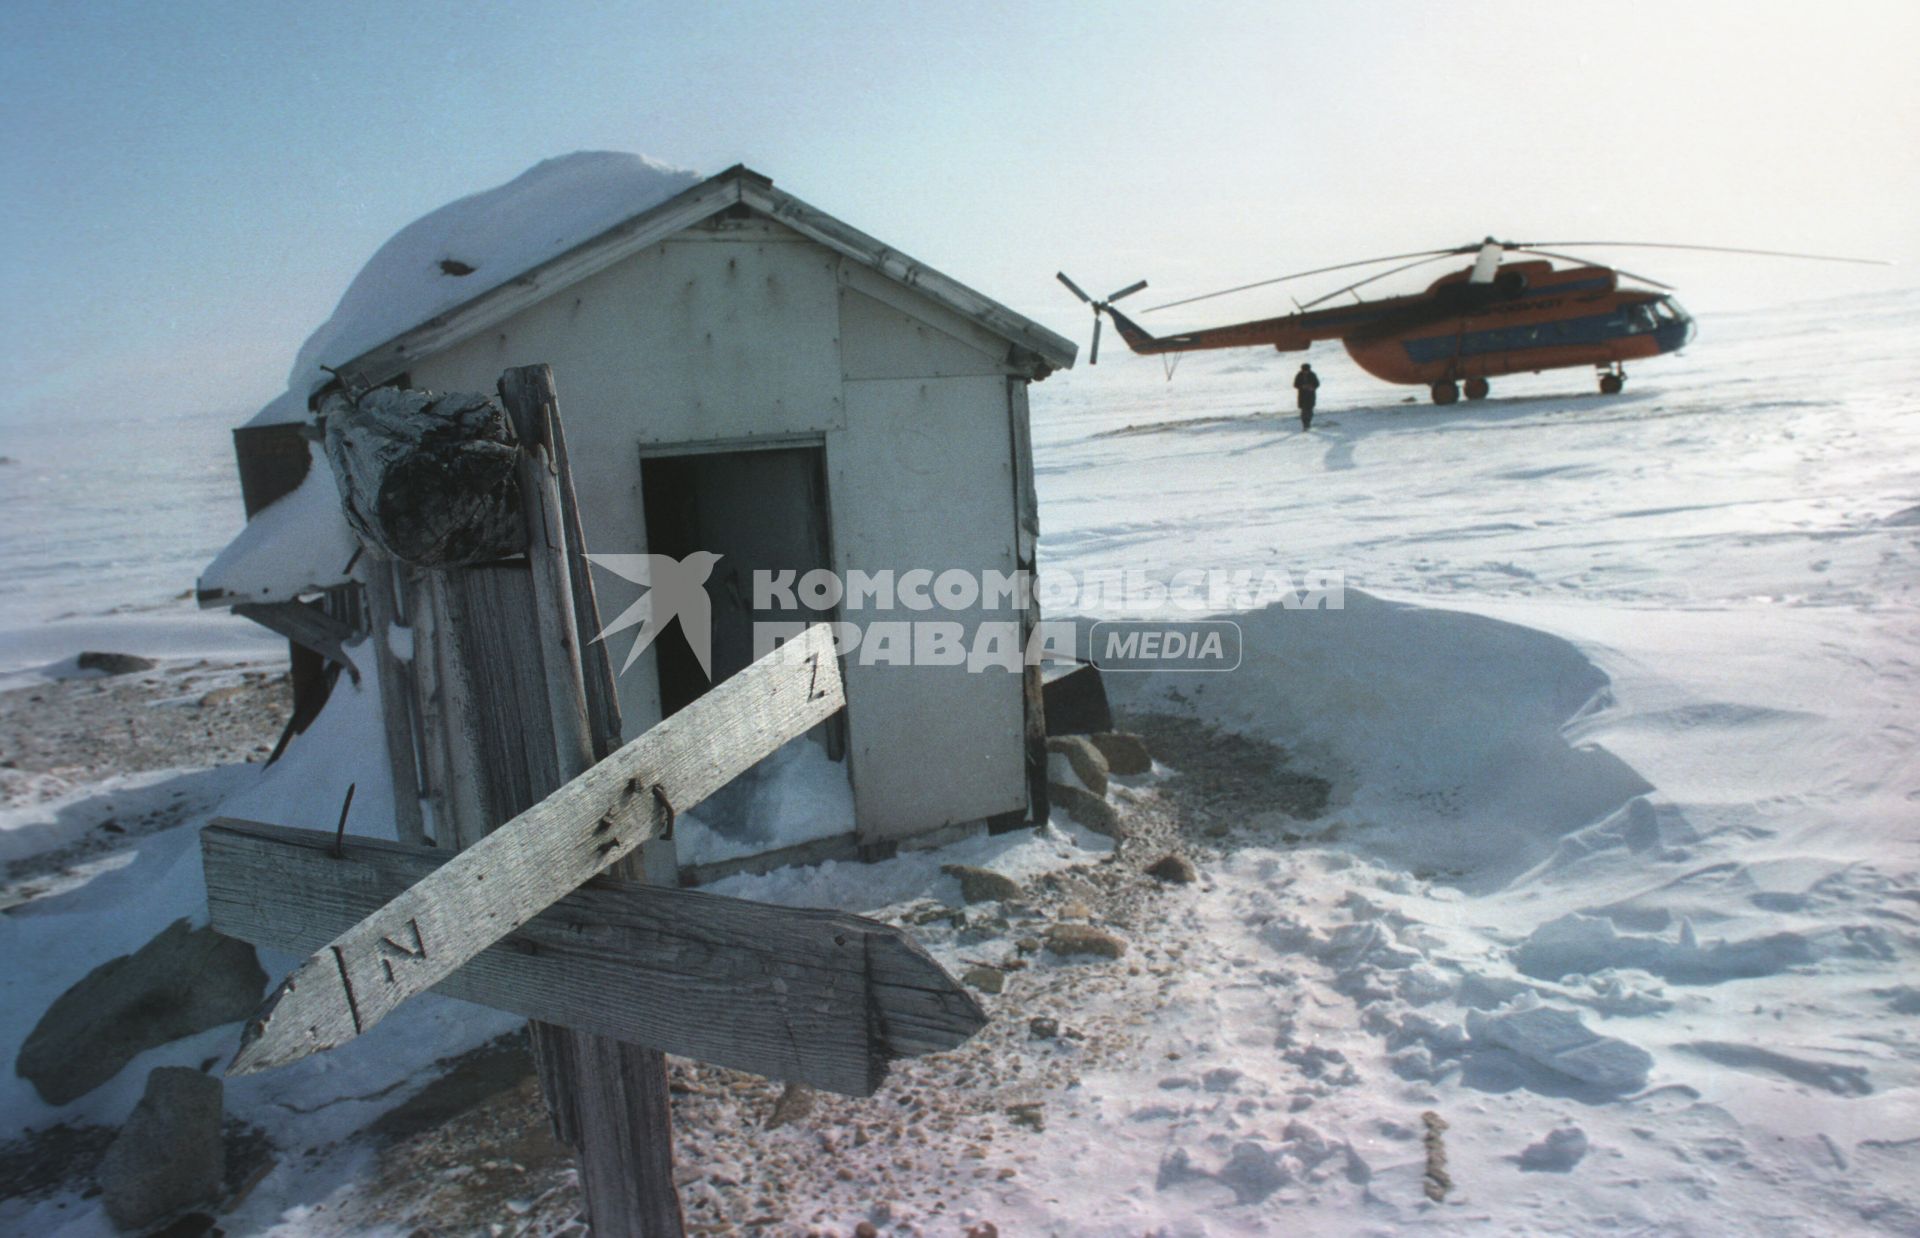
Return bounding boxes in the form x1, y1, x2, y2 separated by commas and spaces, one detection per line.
1599, 372, 1624, 395
1431, 380, 1460, 406
1464, 377, 1490, 400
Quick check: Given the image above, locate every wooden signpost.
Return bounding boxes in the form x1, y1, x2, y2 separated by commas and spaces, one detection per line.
203, 366, 986, 1235
223, 622, 846, 1074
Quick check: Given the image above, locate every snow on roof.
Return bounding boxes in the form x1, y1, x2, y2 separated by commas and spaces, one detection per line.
196, 439, 358, 604
247, 152, 700, 426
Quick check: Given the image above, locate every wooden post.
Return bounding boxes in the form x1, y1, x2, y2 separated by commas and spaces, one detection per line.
497, 365, 685, 1235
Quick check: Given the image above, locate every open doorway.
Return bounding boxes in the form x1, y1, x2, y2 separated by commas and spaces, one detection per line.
640, 444, 851, 869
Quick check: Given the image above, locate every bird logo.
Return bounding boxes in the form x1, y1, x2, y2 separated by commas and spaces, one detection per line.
583, 551, 724, 678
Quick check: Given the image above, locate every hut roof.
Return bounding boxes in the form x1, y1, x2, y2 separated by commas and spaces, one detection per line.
249, 156, 1075, 427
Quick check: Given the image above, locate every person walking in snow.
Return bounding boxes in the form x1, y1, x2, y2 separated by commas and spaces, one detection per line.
1293, 363, 1320, 430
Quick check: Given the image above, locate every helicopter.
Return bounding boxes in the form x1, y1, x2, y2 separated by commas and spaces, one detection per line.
1058, 238, 1884, 404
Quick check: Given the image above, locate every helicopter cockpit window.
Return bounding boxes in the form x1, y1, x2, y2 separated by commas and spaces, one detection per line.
1626, 304, 1658, 333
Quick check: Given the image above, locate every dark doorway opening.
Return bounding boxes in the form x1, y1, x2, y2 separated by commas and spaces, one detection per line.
640, 445, 834, 719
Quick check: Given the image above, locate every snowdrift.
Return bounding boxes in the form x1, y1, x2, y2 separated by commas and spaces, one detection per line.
1104, 590, 1653, 888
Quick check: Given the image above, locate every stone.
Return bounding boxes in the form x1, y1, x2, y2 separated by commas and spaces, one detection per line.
1518, 1125, 1590, 1172
1006, 1102, 1045, 1132
1041, 663, 1112, 736
76, 652, 157, 676
767, 1081, 816, 1130
1049, 783, 1124, 840
17, 919, 267, 1106
98, 1067, 225, 1229
941, 864, 1021, 905
1045, 924, 1127, 959
962, 965, 1006, 995
1146, 853, 1199, 884
1028, 1015, 1060, 1040
1045, 735, 1109, 797
1089, 731, 1152, 776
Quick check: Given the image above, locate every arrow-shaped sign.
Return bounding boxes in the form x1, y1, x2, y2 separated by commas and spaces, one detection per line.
228, 623, 844, 1075
203, 819, 985, 1096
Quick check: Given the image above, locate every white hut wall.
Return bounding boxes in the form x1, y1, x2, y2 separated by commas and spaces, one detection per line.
400, 216, 1031, 846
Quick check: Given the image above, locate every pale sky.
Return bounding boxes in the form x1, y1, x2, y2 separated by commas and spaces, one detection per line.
2, 0, 1914, 426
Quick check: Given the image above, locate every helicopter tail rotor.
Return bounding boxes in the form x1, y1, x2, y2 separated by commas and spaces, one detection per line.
1057, 272, 1149, 365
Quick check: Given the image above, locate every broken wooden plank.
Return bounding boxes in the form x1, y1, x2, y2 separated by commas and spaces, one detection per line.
203, 820, 985, 1096
225, 621, 844, 1075
233, 601, 360, 683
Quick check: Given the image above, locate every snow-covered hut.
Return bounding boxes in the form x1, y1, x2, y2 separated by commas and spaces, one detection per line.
200, 154, 1075, 880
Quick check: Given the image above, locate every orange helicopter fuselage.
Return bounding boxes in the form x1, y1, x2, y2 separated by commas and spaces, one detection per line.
1104, 260, 1695, 386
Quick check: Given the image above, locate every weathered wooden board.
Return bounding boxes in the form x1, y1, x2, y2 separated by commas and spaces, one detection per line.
226, 622, 844, 1074
203, 820, 983, 1096
233, 601, 360, 682
361, 561, 426, 847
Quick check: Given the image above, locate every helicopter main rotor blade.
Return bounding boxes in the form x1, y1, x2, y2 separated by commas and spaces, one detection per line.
1089, 315, 1102, 366
1107, 279, 1149, 303
1142, 247, 1467, 313
1510, 241, 1889, 266
1297, 252, 1466, 310
1513, 248, 1676, 291
1057, 272, 1094, 304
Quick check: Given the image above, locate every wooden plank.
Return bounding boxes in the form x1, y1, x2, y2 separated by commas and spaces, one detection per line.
404, 568, 451, 846
203, 821, 984, 1095
498, 368, 596, 799
512, 366, 675, 885
540, 369, 625, 763
226, 622, 844, 1075
1007, 378, 1048, 829
362, 560, 426, 847
435, 567, 534, 848
233, 601, 360, 683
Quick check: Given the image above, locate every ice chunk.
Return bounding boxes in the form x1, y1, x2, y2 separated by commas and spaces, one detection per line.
1466, 1005, 1652, 1093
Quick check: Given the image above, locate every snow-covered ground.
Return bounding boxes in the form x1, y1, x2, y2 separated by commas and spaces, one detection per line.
992, 287, 1920, 1232
3, 287, 1917, 1234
